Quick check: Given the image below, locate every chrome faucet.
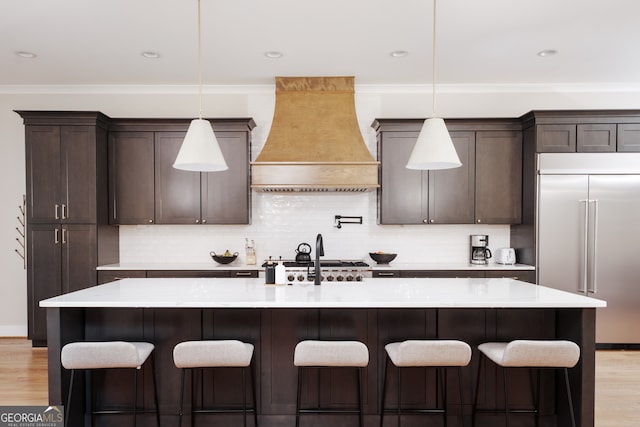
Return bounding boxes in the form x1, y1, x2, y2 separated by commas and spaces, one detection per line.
314, 233, 324, 285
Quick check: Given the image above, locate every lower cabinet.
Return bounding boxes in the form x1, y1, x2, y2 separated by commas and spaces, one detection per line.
373, 270, 535, 282
98, 269, 259, 283
28, 224, 97, 346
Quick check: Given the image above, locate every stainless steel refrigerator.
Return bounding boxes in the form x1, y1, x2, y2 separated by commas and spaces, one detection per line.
537, 153, 640, 344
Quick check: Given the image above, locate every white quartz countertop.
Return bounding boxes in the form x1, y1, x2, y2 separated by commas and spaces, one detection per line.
96, 262, 534, 271
40, 277, 604, 309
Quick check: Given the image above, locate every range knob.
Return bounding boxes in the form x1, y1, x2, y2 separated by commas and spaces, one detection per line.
287, 274, 296, 282
326, 275, 335, 282
346, 275, 355, 282
355, 275, 364, 282
336, 275, 344, 282
297, 274, 305, 282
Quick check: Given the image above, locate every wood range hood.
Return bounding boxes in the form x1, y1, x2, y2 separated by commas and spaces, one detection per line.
251, 76, 379, 192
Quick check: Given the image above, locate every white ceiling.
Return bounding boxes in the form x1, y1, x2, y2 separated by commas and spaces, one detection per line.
2, 0, 640, 88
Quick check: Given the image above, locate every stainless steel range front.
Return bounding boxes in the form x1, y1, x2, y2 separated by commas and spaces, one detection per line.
261, 260, 372, 284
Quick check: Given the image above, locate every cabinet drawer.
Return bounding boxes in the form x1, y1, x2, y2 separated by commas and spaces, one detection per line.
372, 270, 401, 278
536, 124, 576, 152
98, 270, 146, 284
401, 270, 485, 278
618, 123, 640, 152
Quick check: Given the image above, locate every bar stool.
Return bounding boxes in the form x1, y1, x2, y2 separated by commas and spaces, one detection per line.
173, 340, 257, 427
294, 340, 369, 427
380, 340, 472, 427
60, 341, 160, 427
472, 339, 580, 427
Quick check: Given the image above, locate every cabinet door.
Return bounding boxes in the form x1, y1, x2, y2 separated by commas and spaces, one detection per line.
109, 132, 155, 224
536, 124, 576, 152
617, 123, 640, 152
576, 124, 616, 152
428, 131, 475, 224
201, 131, 250, 224
475, 131, 522, 224
379, 131, 427, 224
61, 224, 97, 293
27, 224, 62, 344
25, 126, 61, 223
61, 126, 97, 223
154, 132, 201, 224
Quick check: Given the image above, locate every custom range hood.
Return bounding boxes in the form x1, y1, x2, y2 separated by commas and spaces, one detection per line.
251, 76, 379, 192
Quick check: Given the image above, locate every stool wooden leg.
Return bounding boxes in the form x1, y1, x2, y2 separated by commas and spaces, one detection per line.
564, 368, 576, 427
397, 363, 402, 427
379, 356, 390, 427
151, 354, 160, 427
457, 367, 466, 427
439, 368, 447, 427
472, 355, 483, 427
64, 370, 75, 427
295, 367, 302, 427
133, 368, 138, 427
358, 367, 364, 427
242, 367, 247, 427
502, 369, 509, 427
178, 369, 185, 427
251, 362, 258, 427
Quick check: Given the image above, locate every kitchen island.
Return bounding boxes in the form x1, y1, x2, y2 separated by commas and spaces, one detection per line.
41, 278, 604, 427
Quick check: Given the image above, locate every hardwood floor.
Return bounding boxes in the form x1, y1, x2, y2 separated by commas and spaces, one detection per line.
0, 338, 638, 425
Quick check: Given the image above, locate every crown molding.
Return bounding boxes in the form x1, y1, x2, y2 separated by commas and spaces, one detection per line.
2, 82, 640, 95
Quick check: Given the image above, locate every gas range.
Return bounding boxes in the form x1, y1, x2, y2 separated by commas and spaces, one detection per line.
261, 260, 372, 284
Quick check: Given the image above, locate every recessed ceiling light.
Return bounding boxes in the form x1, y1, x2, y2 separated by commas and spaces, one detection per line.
15, 51, 37, 59
390, 50, 409, 58
537, 49, 558, 57
141, 51, 161, 59
264, 51, 283, 59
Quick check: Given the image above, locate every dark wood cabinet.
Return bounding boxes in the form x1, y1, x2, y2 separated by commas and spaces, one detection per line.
536, 123, 616, 152
108, 131, 155, 225
522, 111, 640, 153
25, 122, 104, 224
109, 118, 254, 225
373, 119, 522, 225
154, 131, 202, 224
475, 130, 522, 224
18, 111, 118, 346
27, 224, 97, 345
617, 123, 640, 152
429, 131, 476, 224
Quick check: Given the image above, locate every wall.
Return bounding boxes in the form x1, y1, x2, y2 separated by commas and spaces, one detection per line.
2, 83, 640, 336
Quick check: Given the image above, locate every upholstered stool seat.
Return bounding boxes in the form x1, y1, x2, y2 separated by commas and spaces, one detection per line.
380, 340, 472, 427
173, 340, 257, 427
294, 340, 369, 427
473, 340, 580, 427
61, 341, 159, 427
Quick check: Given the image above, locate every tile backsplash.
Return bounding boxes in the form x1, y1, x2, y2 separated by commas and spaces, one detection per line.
119, 191, 511, 265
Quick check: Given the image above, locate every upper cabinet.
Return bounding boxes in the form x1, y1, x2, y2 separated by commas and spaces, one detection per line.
521, 110, 640, 153
373, 119, 522, 225
109, 118, 255, 225
20, 112, 110, 224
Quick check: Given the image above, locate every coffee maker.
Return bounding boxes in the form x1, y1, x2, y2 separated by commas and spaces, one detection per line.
470, 235, 492, 265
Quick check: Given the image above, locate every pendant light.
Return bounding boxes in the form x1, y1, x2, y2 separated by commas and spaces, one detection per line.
173, 0, 228, 172
406, 0, 461, 170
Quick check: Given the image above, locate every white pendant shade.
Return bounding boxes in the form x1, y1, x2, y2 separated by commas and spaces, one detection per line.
406, 118, 462, 170
173, 119, 228, 172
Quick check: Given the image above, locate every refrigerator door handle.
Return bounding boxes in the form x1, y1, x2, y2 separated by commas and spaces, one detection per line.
590, 199, 599, 294
580, 199, 590, 294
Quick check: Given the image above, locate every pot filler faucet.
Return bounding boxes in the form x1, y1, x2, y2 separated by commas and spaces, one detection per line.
314, 233, 324, 285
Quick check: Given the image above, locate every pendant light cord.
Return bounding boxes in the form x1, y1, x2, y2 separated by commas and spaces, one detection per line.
432, 0, 437, 116
197, 0, 203, 120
